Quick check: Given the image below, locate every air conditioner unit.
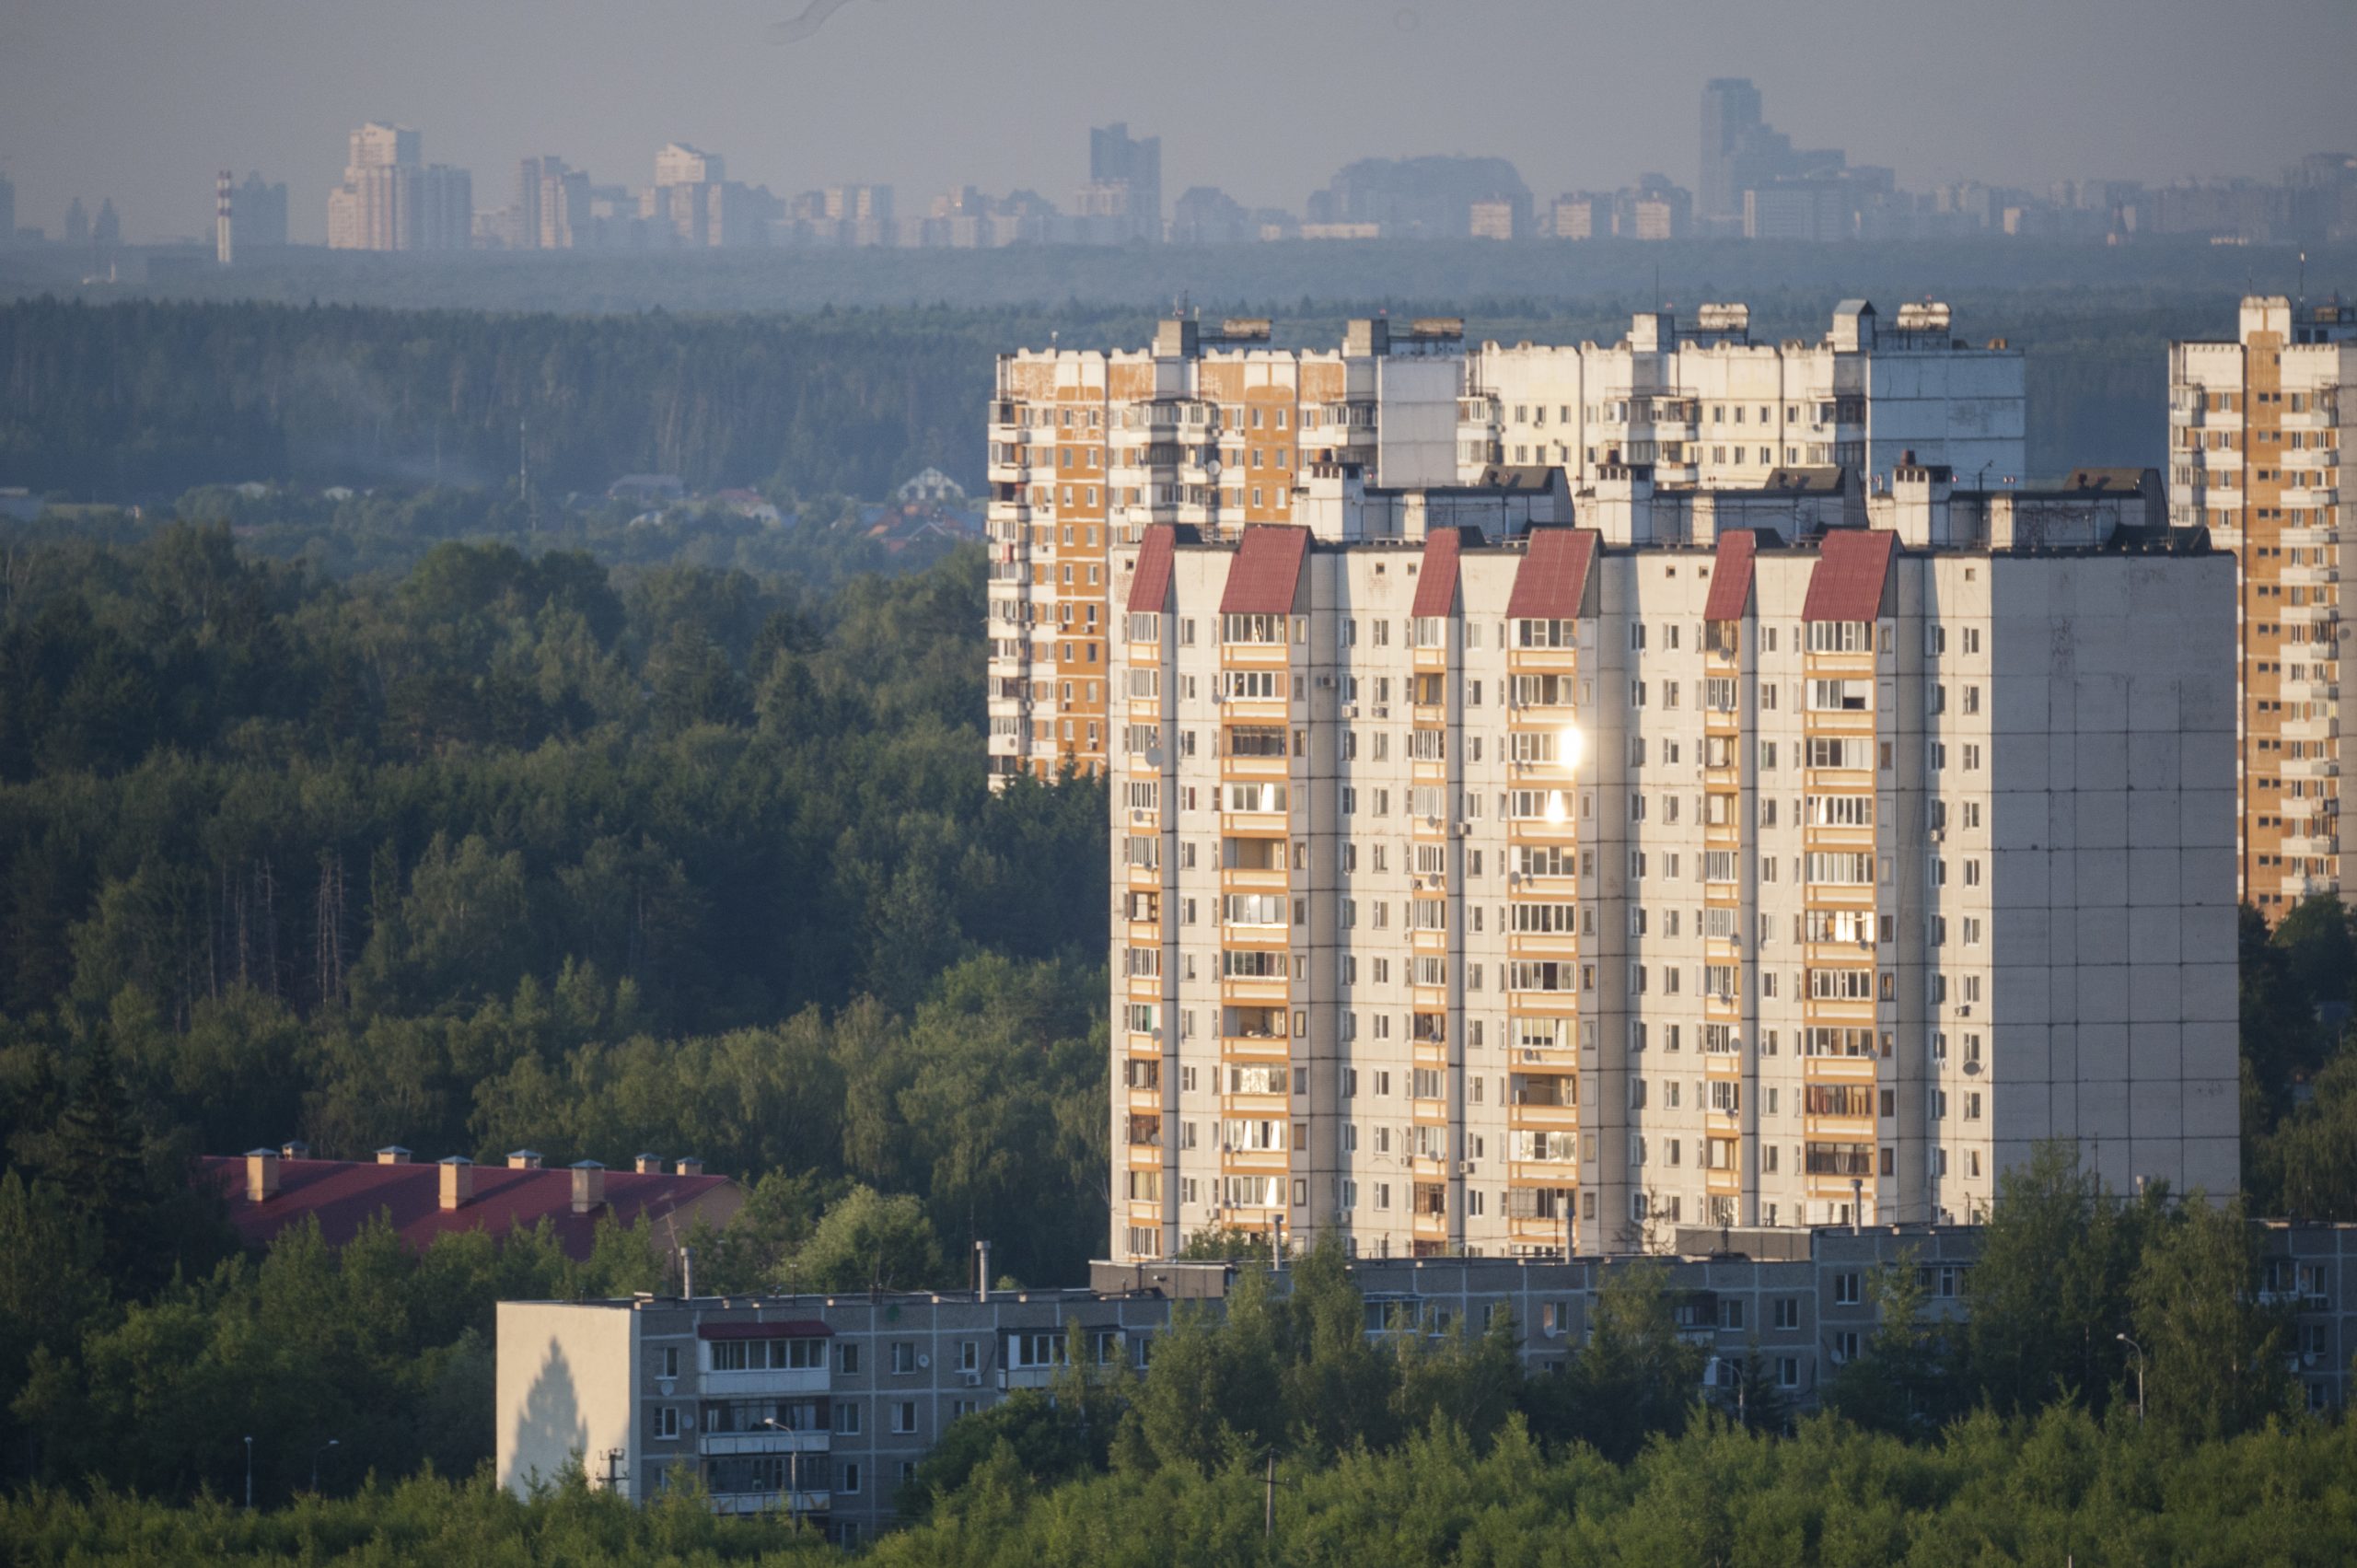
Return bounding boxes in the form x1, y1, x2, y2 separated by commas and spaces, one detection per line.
1457, 1160, 1476, 1175
959, 1369, 982, 1387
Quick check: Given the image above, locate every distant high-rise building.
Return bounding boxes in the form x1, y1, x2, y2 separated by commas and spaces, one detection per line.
327, 124, 470, 250
516, 156, 560, 248
649, 143, 748, 247
0, 175, 15, 248
64, 198, 89, 248
1700, 79, 1850, 237
2170, 295, 2357, 912
1306, 157, 1529, 239
235, 172, 289, 249
1088, 122, 1162, 242
1699, 77, 1763, 226
92, 199, 120, 250
1170, 187, 1253, 245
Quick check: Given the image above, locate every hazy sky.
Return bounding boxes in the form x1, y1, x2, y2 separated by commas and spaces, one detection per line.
2, 0, 2351, 243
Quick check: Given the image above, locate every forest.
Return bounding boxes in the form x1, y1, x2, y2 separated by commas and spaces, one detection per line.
0, 513, 1109, 1499
0, 273, 2280, 506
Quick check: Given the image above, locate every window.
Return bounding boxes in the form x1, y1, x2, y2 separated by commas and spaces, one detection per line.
1774, 1296, 1800, 1330
658, 1405, 679, 1439
891, 1401, 919, 1434
840, 1460, 862, 1494
835, 1402, 862, 1434
663, 1346, 679, 1378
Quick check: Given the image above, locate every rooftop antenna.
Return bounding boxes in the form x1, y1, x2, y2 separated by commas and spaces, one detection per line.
2298, 250, 2307, 308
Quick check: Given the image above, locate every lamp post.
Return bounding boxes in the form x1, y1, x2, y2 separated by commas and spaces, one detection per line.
758, 1418, 804, 1521
311, 1437, 340, 1493
2116, 1332, 2146, 1423
243, 1435, 253, 1510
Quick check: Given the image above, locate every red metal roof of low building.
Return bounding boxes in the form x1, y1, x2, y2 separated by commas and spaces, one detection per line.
1411, 528, 1480, 619
699, 1318, 834, 1340
1505, 528, 1598, 621
1127, 524, 1177, 614
1704, 529, 1759, 621
1219, 526, 1310, 615
198, 1156, 740, 1260
1802, 528, 1897, 622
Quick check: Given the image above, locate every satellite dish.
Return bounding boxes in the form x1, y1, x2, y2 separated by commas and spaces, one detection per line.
1206, 460, 1223, 479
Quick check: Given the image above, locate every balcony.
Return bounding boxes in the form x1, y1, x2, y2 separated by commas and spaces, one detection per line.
702, 1366, 830, 1398
701, 1429, 831, 1458
2281, 755, 2340, 779
710, 1490, 830, 1517
2282, 834, 2339, 859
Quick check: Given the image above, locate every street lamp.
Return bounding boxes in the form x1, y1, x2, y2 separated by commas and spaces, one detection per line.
311, 1438, 340, 1493
2116, 1332, 2146, 1423
243, 1435, 253, 1510
758, 1418, 806, 1521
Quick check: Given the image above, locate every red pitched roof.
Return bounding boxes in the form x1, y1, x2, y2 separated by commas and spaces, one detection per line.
198, 1157, 740, 1260
1802, 528, 1897, 622
700, 1319, 833, 1340
1704, 529, 1759, 621
1128, 524, 1177, 614
1219, 526, 1310, 616
1505, 528, 1598, 621
1411, 528, 1473, 619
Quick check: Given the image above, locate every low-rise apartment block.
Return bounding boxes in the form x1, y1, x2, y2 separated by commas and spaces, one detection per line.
1106, 462, 2235, 1263
496, 1221, 2357, 1538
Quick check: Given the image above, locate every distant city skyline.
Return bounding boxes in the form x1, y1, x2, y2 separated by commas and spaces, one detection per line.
0, 0, 2351, 245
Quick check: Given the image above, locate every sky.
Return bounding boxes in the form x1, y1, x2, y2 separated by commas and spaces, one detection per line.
1, 0, 2351, 244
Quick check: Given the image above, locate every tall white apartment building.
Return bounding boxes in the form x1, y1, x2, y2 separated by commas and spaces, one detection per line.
986, 317, 1465, 785
992, 302, 2023, 791
2169, 296, 2356, 912
326, 122, 470, 251
1107, 464, 2237, 1261
1457, 302, 2025, 495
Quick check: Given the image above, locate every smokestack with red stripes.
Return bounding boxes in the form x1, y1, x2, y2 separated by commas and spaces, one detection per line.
215, 170, 233, 267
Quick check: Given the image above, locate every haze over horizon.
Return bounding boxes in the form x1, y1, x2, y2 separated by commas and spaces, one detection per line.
2, 0, 2352, 245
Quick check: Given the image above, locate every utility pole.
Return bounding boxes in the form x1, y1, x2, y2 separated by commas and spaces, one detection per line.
2116, 1333, 2146, 1423
1264, 1449, 1276, 1540
243, 1434, 253, 1510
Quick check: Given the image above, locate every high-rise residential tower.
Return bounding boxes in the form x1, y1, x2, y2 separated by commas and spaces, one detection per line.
1105, 467, 2236, 1262
993, 302, 2026, 789
2170, 295, 2357, 912
986, 318, 1468, 786
1458, 302, 2026, 497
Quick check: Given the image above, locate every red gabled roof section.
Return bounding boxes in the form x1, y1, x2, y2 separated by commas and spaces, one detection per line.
1128, 524, 1177, 614
1704, 529, 1759, 621
1505, 528, 1598, 621
198, 1157, 742, 1260
1219, 526, 1310, 616
1411, 527, 1475, 618
1802, 528, 1897, 622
